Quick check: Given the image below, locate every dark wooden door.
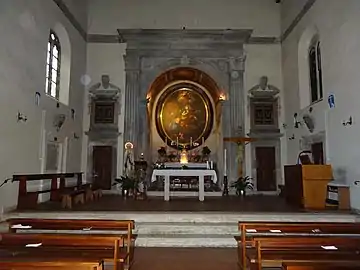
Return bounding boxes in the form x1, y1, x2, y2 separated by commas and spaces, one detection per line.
256, 147, 276, 191
311, 142, 324, 164
92, 146, 112, 190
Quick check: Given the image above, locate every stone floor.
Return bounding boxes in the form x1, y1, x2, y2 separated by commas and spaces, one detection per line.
130, 248, 239, 270
18, 194, 350, 213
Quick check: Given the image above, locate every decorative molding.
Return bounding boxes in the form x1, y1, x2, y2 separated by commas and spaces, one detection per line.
281, 0, 318, 42
52, 0, 87, 41
248, 37, 280, 44
87, 33, 279, 45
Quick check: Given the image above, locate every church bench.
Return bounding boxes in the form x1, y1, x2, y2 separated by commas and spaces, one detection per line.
6, 218, 136, 268
61, 189, 85, 209
235, 221, 360, 269
282, 261, 360, 270
0, 232, 128, 270
12, 172, 84, 209
0, 254, 104, 270
248, 236, 360, 270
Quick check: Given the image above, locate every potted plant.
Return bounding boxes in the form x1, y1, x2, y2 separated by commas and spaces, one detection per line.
231, 176, 254, 196
114, 176, 137, 197
201, 146, 211, 161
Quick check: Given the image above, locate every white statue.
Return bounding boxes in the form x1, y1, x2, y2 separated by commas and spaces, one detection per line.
249, 76, 280, 97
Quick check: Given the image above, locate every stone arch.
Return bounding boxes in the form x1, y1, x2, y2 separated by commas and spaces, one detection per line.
298, 25, 320, 109
53, 22, 71, 105
147, 67, 223, 159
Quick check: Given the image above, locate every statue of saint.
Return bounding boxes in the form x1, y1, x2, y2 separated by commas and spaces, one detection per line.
249, 76, 280, 97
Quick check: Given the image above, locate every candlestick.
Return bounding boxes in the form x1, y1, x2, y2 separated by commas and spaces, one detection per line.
224, 149, 227, 176
202, 137, 205, 145
190, 137, 193, 147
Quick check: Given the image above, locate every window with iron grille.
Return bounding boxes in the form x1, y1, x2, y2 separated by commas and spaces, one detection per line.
45, 30, 61, 99
309, 39, 323, 103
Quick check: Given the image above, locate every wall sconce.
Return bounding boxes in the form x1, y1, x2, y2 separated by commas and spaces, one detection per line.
17, 112, 27, 122
309, 107, 313, 113
293, 113, 302, 128
343, 116, 353, 126
282, 123, 287, 129
219, 93, 226, 102
288, 134, 295, 140
73, 133, 80, 139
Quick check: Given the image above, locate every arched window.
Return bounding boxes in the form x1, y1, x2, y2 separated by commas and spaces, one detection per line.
45, 30, 61, 99
308, 39, 323, 103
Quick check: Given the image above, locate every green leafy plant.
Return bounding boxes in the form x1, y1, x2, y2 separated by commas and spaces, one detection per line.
114, 176, 137, 192
201, 146, 211, 156
230, 176, 254, 196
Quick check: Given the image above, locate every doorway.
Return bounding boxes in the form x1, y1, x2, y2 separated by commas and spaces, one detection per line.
311, 142, 324, 164
255, 146, 276, 191
92, 146, 113, 190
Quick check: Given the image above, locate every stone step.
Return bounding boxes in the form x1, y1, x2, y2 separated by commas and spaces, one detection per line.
135, 223, 237, 235
135, 237, 236, 248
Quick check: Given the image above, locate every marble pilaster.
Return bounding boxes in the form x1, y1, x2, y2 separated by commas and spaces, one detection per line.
123, 54, 141, 156
223, 56, 246, 182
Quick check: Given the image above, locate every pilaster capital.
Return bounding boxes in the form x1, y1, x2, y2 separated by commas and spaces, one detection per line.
228, 54, 246, 72
123, 53, 140, 72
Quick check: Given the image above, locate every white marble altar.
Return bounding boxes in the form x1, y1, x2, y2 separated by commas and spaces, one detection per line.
151, 169, 217, 201
163, 162, 208, 169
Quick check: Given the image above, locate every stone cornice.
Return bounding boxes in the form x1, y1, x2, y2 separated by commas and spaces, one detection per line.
117, 29, 253, 43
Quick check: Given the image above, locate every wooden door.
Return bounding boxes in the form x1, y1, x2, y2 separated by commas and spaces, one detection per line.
92, 146, 112, 190
255, 147, 276, 191
311, 142, 324, 164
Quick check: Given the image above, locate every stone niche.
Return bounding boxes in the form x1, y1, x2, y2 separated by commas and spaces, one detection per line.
120, 29, 252, 182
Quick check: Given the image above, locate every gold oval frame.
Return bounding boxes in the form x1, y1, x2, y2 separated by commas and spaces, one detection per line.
155, 80, 214, 150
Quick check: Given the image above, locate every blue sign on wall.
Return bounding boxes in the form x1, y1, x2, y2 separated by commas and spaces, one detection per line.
328, 94, 335, 109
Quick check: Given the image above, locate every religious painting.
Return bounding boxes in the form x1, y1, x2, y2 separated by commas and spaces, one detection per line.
155, 82, 214, 149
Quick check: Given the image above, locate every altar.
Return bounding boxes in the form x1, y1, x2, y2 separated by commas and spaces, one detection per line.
151, 168, 218, 201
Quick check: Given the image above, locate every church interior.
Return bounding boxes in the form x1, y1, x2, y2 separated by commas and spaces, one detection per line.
1, 0, 360, 269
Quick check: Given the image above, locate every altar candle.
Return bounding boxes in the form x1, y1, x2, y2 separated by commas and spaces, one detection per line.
224, 149, 227, 176
202, 137, 205, 145
190, 137, 193, 147
176, 137, 179, 149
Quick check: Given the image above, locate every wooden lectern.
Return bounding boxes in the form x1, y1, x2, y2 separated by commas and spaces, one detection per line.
284, 165, 333, 209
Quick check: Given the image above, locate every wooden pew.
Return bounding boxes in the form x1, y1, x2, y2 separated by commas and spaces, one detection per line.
6, 218, 136, 268
0, 254, 103, 270
12, 172, 84, 209
0, 233, 127, 270
249, 236, 360, 270
235, 221, 360, 269
282, 261, 360, 270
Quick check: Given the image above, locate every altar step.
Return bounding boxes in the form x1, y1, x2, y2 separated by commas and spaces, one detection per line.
3, 211, 359, 248
147, 191, 222, 198
135, 222, 236, 247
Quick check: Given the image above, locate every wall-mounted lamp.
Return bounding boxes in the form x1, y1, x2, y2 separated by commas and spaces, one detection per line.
294, 113, 302, 128
343, 116, 353, 126
309, 107, 313, 113
17, 112, 27, 122
288, 134, 295, 140
282, 123, 287, 129
219, 93, 226, 102
73, 133, 80, 139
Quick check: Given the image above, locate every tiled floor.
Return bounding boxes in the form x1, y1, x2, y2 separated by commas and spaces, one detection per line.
130, 248, 239, 270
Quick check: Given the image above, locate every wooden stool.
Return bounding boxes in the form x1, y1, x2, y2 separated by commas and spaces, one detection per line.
61, 194, 72, 209
93, 189, 102, 200
85, 188, 94, 202
73, 193, 85, 205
